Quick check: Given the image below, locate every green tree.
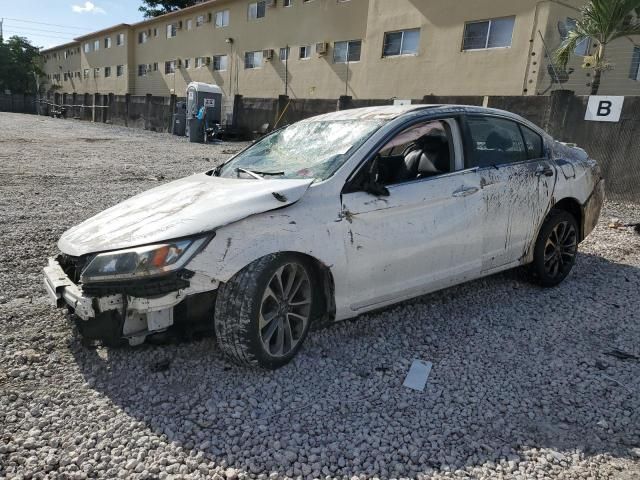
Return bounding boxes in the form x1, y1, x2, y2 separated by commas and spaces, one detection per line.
555, 0, 640, 95
139, 0, 199, 18
0, 35, 44, 94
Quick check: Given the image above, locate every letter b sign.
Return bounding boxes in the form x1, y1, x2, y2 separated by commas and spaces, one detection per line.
585, 96, 624, 122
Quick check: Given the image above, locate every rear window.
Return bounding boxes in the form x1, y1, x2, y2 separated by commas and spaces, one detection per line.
465, 116, 527, 168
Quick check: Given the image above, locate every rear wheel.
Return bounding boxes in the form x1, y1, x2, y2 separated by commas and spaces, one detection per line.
529, 209, 579, 287
214, 254, 316, 369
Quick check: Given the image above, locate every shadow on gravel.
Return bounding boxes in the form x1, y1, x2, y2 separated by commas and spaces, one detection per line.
71, 252, 640, 477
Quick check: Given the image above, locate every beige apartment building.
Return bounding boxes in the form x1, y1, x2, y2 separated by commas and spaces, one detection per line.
41, 0, 640, 100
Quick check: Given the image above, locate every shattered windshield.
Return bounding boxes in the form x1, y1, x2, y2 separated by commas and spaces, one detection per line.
218, 119, 385, 180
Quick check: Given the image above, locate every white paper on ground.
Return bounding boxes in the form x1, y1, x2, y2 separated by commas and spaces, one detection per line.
403, 359, 433, 392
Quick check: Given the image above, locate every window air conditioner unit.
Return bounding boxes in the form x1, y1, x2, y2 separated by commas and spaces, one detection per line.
316, 42, 328, 55
263, 49, 274, 60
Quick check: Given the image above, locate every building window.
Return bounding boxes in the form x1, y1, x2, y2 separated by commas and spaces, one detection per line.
63, 72, 68, 81
84, 43, 91, 53
215, 9, 230, 27
279, 47, 290, 61
64, 50, 69, 59
153, 62, 158, 71
184, 58, 191, 69
138, 31, 148, 44
138, 64, 148, 76
104, 37, 112, 48
196, 14, 205, 27
462, 16, 515, 50
93, 40, 100, 51
284, 0, 293, 6
630, 47, 640, 81
104, 66, 111, 77
165, 60, 176, 74
116, 65, 124, 76
333, 39, 362, 63
383, 29, 420, 57
244, 51, 264, 69
93, 67, 100, 78
299, 45, 311, 59
153, 27, 158, 37
195, 57, 206, 68
186, 19, 193, 30
561, 18, 590, 56
213, 55, 228, 71
248, 1, 266, 20
167, 23, 177, 38
83, 69, 89, 79
116, 33, 125, 46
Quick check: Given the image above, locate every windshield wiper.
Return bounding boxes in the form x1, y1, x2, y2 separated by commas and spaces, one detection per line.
236, 167, 285, 179
236, 167, 264, 180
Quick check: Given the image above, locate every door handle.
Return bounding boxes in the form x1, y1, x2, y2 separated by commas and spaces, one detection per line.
535, 165, 554, 177
452, 186, 479, 198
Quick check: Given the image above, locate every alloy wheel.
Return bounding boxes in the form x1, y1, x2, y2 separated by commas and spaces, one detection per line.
258, 262, 312, 358
543, 221, 577, 279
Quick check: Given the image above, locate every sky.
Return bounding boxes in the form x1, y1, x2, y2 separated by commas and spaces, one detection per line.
0, 1, 144, 49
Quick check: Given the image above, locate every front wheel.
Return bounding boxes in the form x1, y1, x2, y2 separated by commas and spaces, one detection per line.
214, 254, 316, 369
529, 209, 579, 287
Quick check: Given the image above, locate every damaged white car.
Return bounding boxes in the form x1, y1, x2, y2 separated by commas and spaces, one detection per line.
44, 105, 604, 368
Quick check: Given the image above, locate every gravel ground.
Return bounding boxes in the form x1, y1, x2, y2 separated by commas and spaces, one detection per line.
1, 112, 640, 480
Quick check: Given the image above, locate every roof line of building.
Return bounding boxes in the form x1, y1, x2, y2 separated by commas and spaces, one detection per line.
73, 23, 131, 42
40, 0, 223, 53
129, 0, 222, 27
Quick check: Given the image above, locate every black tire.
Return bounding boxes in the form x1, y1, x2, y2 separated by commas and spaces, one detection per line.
214, 253, 318, 369
528, 209, 579, 287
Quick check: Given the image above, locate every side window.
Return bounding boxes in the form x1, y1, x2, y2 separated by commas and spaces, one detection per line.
465, 116, 527, 168
520, 125, 544, 159
376, 120, 455, 186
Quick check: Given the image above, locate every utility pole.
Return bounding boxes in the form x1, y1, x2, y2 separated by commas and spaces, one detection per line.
1, 18, 4, 42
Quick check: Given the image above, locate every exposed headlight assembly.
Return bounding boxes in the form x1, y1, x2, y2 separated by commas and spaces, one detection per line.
80, 237, 209, 283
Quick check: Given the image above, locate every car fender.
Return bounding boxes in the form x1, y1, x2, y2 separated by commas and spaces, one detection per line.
186, 186, 348, 308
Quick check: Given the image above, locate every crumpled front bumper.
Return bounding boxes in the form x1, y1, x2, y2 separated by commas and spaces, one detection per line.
43, 257, 216, 344
43, 258, 101, 320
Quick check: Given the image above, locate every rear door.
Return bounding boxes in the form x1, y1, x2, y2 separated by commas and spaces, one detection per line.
463, 115, 556, 272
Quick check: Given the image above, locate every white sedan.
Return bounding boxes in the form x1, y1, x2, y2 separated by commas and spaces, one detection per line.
44, 105, 604, 368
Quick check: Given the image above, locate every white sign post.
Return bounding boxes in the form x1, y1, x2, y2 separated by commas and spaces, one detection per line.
585, 96, 624, 122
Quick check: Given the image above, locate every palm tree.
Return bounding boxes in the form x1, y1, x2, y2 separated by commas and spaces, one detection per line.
555, 0, 640, 95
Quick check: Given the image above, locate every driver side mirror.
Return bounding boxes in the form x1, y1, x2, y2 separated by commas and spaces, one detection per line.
364, 155, 390, 197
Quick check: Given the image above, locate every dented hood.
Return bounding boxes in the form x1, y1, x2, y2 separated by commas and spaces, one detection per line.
58, 173, 313, 256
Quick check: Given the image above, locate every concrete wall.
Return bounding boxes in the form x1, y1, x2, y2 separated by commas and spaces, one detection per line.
0, 94, 38, 114
4, 90, 638, 202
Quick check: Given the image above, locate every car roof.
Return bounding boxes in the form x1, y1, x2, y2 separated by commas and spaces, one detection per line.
301, 104, 529, 123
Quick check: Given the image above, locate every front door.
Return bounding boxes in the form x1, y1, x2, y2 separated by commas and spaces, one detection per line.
463, 115, 556, 272
340, 118, 484, 313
